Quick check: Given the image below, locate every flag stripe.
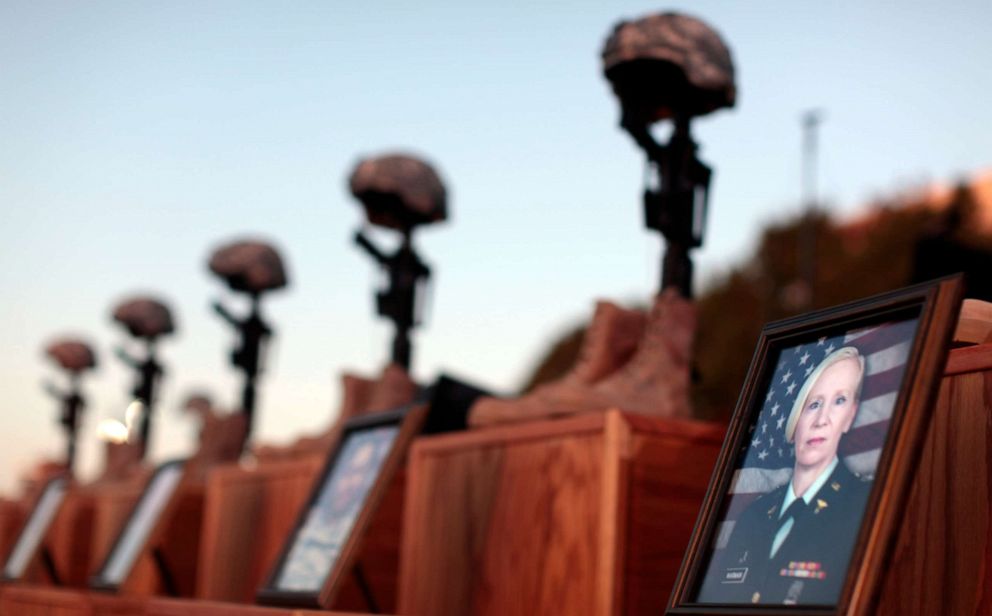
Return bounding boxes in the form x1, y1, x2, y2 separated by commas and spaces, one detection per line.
844, 318, 918, 354
860, 365, 905, 402
865, 341, 912, 376
853, 391, 898, 427
839, 419, 890, 456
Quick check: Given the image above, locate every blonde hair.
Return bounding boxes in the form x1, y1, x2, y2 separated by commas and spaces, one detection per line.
784, 346, 865, 443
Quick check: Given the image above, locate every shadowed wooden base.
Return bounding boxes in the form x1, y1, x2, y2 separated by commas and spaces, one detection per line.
0, 586, 91, 616
195, 459, 324, 602
0, 587, 388, 616
399, 411, 725, 616
874, 341, 992, 615
0, 498, 25, 564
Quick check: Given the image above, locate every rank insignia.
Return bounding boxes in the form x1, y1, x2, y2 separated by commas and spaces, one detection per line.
780, 561, 827, 580
815, 498, 828, 513
831, 481, 841, 492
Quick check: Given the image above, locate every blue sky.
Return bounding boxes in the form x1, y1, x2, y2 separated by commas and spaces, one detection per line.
1, 1, 990, 492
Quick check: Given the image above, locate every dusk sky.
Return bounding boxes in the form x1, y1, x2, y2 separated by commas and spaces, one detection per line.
2, 1, 990, 492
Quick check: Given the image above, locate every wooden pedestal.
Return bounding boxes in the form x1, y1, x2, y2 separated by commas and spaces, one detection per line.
88, 480, 145, 572
0, 498, 25, 563
0, 587, 389, 616
195, 456, 407, 613
398, 411, 725, 616
95, 484, 206, 598
196, 458, 324, 602
146, 596, 386, 615
18, 488, 96, 587
0, 586, 91, 615
874, 342, 992, 615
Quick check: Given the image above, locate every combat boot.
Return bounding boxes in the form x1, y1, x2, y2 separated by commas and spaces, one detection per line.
469, 300, 647, 427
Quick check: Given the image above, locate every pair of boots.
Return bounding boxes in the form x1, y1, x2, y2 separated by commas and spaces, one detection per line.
255, 363, 419, 462
469, 289, 695, 427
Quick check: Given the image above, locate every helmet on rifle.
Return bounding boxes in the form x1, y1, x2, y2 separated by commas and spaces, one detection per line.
208, 239, 289, 295
349, 153, 448, 232
111, 296, 176, 340
602, 12, 736, 123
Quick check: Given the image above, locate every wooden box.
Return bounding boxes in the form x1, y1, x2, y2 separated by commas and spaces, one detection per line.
0, 498, 25, 563
19, 488, 96, 587
398, 410, 725, 616
195, 458, 325, 602
146, 596, 389, 616
88, 480, 145, 572
0, 586, 92, 616
874, 341, 992, 614
194, 456, 407, 613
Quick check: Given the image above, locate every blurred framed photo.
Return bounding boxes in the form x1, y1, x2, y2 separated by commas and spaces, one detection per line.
257, 403, 427, 609
1, 475, 68, 582
89, 459, 186, 592
668, 278, 962, 614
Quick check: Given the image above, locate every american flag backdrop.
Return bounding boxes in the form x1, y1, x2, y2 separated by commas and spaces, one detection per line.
712, 316, 920, 549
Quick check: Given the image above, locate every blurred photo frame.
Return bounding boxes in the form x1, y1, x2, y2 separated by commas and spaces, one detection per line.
0, 474, 69, 582
257, 403, 427, 609
668, 277, 962, 614
89, 459, 187, 592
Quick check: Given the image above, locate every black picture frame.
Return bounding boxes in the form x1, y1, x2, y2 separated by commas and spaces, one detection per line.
0, 474, 69, 582
668, 278, 962, 614
256, 403, 426, 609
89, 459, 187, 592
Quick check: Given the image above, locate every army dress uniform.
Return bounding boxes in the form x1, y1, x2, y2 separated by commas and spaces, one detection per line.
704, 460, 871, 605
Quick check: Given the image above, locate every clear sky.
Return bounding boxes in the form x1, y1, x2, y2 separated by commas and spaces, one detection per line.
1, 1, 990, 493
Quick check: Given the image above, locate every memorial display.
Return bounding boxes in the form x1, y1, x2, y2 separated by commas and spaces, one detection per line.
42, 337, 97, 471
111, 295, 177, 457
257, 404, 426, 608
0, 476, 68, 582
349, 152, 446, 370
208, 238, 289, 447
668, 277, 962, 612
90, 460, 186, 591
470, 11, 738, 427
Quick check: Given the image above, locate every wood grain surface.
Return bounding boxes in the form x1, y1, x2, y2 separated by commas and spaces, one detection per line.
399, 410, 724, 616
89, 482, 144, 572
196, 458, 324, 602
874, 354, 992, 615
0, 498, 26, 565
147, 595, 382, 615
0, 586, 92, 616
44, 489, 95, 587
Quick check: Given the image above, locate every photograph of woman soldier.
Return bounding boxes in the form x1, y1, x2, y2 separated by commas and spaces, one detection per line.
696, 316, 919, 606
275, 425, 399, 592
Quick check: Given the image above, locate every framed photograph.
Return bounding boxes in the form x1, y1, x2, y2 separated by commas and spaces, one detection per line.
257, 403, 427, 608
1, 475, 69, 581
90, 459, 186, 592
668, 278, 962, 614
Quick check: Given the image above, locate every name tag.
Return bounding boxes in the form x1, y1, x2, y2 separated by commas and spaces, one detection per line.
722, 567, 748, 584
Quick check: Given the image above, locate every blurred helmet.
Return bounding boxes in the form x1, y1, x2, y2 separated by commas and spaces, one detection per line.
349, 153, 448, 231
602, 12, 736, 122
112, 296, 176, 339
44, 338, 97, 373
208, 239, 289, 294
